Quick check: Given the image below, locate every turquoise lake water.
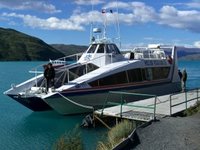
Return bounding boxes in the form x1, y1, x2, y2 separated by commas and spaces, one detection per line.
0, 61, 199, 150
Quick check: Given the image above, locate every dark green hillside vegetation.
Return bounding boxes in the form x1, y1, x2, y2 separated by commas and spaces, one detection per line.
0, 27, 64, 61
51, 44, 87, 56
179, 54, 200, 60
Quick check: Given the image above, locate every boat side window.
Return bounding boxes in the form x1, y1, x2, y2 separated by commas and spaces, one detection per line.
142, 67, 170, 81
54, 70, 69, 87
68, 63, 99, 81
127, 68, 143, 82
106, 44, 121, 54
141, 69, 147, 80
152, 67, 170, 80
87, 63, 99, 72
87, 44, 97, 53
69, 65, 86, 80
146, 68, 153, 81
99, 71, 128, 86
97, 44, 105, 53
89, 71, 128, 87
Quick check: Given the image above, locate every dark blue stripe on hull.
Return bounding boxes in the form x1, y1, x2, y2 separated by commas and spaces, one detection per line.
8, 95, 52, 111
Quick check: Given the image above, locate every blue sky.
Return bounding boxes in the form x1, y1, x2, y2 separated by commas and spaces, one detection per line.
1, 0, 200, 48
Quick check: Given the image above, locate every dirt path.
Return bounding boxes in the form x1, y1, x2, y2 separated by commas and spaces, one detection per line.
134, 113, 200, 150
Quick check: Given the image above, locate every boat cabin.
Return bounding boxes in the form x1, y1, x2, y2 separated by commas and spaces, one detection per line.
78, 43, 125, 67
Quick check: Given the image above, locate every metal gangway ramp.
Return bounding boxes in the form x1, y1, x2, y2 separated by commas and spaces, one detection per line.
94, 88, 200, 122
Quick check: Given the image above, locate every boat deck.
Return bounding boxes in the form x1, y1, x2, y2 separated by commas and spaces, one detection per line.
94, 89, 200, 122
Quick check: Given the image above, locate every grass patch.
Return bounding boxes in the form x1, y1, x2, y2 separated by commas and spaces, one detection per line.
96, 120, 136, 150
184, 101, 200, 116
53, 125, 83, 150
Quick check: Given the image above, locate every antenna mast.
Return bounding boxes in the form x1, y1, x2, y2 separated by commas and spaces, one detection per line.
116, 0, 121, 48
102, 8, 107, 40
89, 0, 94, 44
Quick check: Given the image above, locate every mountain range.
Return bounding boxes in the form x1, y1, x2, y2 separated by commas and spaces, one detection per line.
0, 27, 199, 61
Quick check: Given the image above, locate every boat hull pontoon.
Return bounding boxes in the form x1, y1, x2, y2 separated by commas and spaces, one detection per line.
8, 94, 51, 111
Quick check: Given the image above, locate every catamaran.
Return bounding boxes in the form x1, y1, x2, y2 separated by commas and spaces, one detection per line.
4, 6, 181, 114
4, 35, 181, 114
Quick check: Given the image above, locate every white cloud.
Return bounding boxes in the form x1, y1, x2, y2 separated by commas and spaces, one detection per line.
2, 12, 84, 31
2, 0, 200, 34
194, 41, 200, 48
181, 0, 200, 9
2, 10, 116, 31
0, 0, 61, 14
131, 2, 157, 23
74, 0, 104, 5
104, 1, 130, 9
103, 2, 157, 24
159, 5, 200, 32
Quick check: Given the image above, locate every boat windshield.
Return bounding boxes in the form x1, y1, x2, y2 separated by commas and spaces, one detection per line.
97, 44, 105, 53
106, 44, 121, 54
87, 44, 121, 54
87, 44, 97, 53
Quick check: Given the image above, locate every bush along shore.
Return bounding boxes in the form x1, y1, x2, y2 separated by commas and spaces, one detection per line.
53, 125, 83, 150
53, 120, 136, 150
53, 101, 200, 150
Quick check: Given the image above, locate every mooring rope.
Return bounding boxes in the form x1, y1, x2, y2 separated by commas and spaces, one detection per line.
57, 92, 94, 110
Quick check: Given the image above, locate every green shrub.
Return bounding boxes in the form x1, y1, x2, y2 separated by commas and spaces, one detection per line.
96, 120, 136, 150
53, 125, 83, 150
184, 101, 200, 116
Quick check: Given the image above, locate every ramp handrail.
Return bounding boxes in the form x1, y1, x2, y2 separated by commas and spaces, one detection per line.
169, 88, 200, 115
101, 91, 158, 120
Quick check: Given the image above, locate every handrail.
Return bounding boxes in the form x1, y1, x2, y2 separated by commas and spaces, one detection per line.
169, 88, 200, 115
108, 91, 156, 97
29, 53, 115, 88
29, 53, 83, 73
101, 91, 158, 120
50, 52, 83, 64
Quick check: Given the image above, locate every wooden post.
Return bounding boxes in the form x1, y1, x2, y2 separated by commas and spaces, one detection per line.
94, 114, 111, 130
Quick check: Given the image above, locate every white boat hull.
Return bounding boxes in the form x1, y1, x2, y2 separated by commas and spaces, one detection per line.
43, 82, 181, 115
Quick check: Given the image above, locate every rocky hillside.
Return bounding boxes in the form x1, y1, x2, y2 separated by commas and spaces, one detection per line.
0, 27, 64, 61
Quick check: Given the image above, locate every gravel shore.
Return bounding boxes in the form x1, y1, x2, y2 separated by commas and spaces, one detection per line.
134, 113, 200, 150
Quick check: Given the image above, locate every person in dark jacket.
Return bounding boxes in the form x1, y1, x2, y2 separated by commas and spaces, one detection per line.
178, 69, 182, 80
44, 63, 55, 93
43, 64, 49, 93
182, 69, 187, 92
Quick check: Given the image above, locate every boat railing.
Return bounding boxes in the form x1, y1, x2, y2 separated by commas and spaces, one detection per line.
29, 53, 83, 73
123, 45, 175, 60
50, 52, 83, 66
101, 91, 158, 121
28, 52, 118, 90
133, 48, 167, 60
